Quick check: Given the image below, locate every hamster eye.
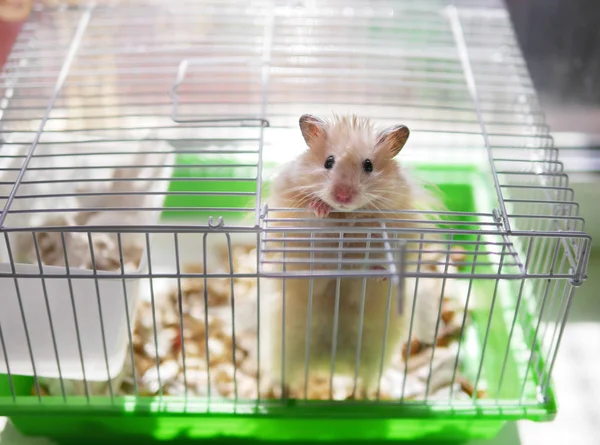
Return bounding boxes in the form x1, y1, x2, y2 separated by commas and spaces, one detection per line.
363, 159, 373, 173
324, 155, 335, 170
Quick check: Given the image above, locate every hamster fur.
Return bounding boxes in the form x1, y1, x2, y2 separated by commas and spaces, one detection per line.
261, 114, 438, 397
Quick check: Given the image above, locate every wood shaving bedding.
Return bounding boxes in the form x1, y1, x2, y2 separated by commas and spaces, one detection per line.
36, 244, 486, 402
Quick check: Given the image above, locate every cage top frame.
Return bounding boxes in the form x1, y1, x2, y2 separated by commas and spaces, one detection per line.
0, 0, 591, 286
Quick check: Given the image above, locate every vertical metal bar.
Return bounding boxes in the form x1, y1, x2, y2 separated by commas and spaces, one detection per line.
541, 279, 571, 392
541, 284, 576, 397
447, 5, 511, 233
400, 233, 424, 401
536, 279, 568, 388
424, 235, 453, 400
381, 226, 403, 316
253, 1, 274, 226
519, 238, 560, 403
329, 232, 343, 400
145, 233, 162, 398
4, 233, 41, 402
496, 237, 534, 400
376, 272, 394, 402
60, 232, 90, 401
32, 232, 66, 401
352, 232, 371, 399
0, 237, 15, 401
0, 6, 94, 227
225, 234, 239, 401
281, 234, 287, 399
303, 231, 316, 400
87, 232, 114, 402
0, 312, 15, 402
472, 243, 506, 400
255, 230, 261, 402
117, 233, 137, 397
449, 234, 481, 402
536, 247, 569, 371
572, 237, 591, 287
534, 236, 553, 289
173, 233, 188, 398
202, 233, 212, 400
528, 236, 543, 285
529, 236, 546, 301
397, 242, 406, 321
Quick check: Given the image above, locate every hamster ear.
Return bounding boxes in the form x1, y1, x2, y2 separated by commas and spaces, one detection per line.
376, 125, 410, 158
299, 114, 326, 148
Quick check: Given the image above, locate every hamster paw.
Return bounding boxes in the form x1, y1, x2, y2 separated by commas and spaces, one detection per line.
309, 199, 332, 218
370, 265, 388, 281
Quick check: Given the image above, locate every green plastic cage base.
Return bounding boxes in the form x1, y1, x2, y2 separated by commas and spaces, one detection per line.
8, 415, 507, 443
0, 162, 557, 443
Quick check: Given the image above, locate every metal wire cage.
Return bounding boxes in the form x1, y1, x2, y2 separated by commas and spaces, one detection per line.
0, 0, 592, 442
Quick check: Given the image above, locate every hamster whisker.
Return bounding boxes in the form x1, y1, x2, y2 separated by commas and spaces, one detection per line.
369, 195, 398, 210
288, 184, 319, 193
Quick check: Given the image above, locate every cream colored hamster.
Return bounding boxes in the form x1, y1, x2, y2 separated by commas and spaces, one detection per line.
261, 113, 429, 398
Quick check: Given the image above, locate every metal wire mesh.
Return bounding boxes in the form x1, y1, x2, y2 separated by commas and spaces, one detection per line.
0, 0, 591, 421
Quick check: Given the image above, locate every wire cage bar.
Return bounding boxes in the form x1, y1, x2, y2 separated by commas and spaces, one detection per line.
0, 0, 592, 442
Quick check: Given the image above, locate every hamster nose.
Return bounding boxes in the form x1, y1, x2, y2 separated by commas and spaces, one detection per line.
333, 186, 355, 204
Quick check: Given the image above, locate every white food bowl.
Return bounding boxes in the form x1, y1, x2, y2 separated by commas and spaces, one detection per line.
0, 133, 174, 381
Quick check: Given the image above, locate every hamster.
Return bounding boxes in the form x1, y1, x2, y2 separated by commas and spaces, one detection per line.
261, 114, 432, 398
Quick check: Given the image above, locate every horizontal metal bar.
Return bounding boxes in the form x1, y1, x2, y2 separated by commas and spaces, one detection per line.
12, 191, 256, 200
5, 207, 256, 214
259, 270, 573, 280
0, 93, 538, 115
496, 171, 567, 177
2, 61, 527, 83
7, 42, 526, 65
0, 113, 546, 130
493, 158, 560, 164
11, 19, 515, 40
3, 53, 530, 79
263, 237, 513, 247
1, 77, 534, 96
262, 246, 511, 255
0, 270, 578, 280
507, 214, 584, 222
0, 143, 260, 152
500, 185, 574, 192
262, 225, 522, 236
504, 199, 578, 206
16, 177, 256, 185
266, 208, 496, 217
0, 150, 258, 162
262, 258, 516, 268
264, 217, 500, 226
0, 222, 586, 240
262, 228, 589, 239
1, 164, 254, 171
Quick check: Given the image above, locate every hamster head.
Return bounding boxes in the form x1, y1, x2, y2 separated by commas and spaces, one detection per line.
297, 113, 410, 212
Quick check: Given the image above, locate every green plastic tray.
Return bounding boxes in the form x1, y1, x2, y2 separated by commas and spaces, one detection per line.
0, 160, 556, 443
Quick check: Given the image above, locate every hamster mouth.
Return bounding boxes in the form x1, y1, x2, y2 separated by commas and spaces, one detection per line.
309, 196, 363, 216
325, 198, 362, 212
309, 197, 360, 217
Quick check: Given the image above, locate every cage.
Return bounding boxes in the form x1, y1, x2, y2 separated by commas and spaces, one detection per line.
0, 0, 592, 443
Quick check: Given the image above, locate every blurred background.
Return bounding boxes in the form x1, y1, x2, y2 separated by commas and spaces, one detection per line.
498, 1, 600, 442
0, 0, 598, 444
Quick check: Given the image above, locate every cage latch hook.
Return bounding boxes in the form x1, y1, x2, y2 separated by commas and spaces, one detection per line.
492, 208, 503, 224
208, 216, 224, 229
259, 204, 268, 220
